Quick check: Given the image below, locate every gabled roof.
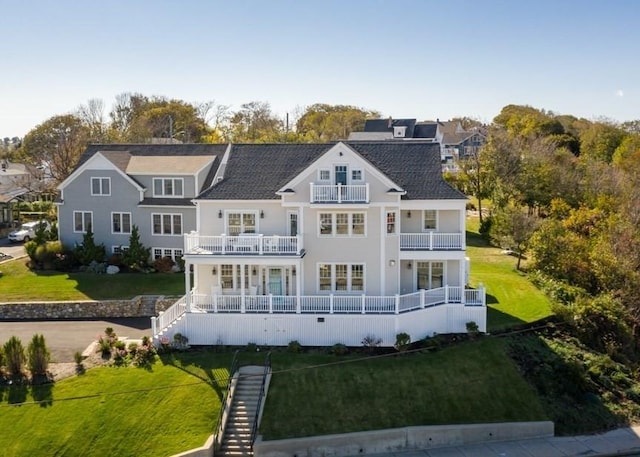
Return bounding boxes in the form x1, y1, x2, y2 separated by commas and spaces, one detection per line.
364, 118, 417, 137
199, 142, 465, 201
413, 123, 438, 139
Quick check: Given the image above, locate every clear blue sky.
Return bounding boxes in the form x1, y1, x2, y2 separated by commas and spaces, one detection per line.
1, 0, 638, 137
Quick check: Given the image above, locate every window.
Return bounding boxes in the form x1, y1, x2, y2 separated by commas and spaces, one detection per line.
423, 210, 437, 230
319, 169, 330, 181
152, 247, 183, 262
417, 261, 444, 290
153, 178, 184, 197
91, 177, 110, 196
73, 211, 92, 233
111, 212, 131, 234
220, 264, 234, 289
351, 169, 363, 181
318, 263, 365, 293
112, 246, 129, 255
386, 211, 396, 235
318, 213, 366, 237
227, 211, 256, 235
152, 213, 182, 235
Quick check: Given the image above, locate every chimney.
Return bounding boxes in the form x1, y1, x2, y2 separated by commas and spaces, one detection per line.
388, 116, 393, 128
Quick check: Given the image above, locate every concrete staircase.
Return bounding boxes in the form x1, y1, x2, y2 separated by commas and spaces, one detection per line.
218, 366, 266, 457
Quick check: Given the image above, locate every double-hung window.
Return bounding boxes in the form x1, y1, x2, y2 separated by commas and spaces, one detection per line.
318, 212, 366, 237
386, 211, 396, 235
318, 263, 365, 293
91, 177, 110, 196
152, 213, 182, 235
226, 211, 256, 235
153, 248, 183, 262
423, 210, 437, 231
73, 211, 93, 233
112, 212, 131, 234
153, 178, 184, 197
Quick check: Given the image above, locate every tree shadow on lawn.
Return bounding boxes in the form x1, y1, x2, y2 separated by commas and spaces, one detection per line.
487, 305, 527, 333
159, 349, 234, 401
466, 230, 490, 248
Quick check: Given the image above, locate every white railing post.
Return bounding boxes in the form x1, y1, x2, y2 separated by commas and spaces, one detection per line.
361, 294, 366, 314
259, 234, 264, 255
310, 183, 314, 203
241, 290, 246, 313
186, 289, 192, 312
296, 234, 302, 254
461, 287, 466, 305
395, 294, 400, 314
151, 316, 157, 336
420, 289, 425, 308
429, 231, 434, 250
365, 183, 370, 202
444, 285, 449, 304
221, 234, 226, 254
337, 183, 342, 203
214, 293, 218, 313
269, 294, 273, 313
330, 294, 334, 313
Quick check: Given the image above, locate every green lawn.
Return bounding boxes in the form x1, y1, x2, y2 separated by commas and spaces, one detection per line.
260, 339, 548, 440
0, 352, 232, 457
466, 216, 553, 331
0, 259, 184, 301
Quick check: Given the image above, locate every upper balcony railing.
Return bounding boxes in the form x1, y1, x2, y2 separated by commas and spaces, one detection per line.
310, 183, 369, 204
400, 232, 464, 250
184, 232, 303, 256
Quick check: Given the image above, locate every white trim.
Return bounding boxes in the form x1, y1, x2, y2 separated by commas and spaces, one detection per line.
278, 142, 404, 193
151, 213, 183, 236
112, 245, 129, 255
316, 262, 365, 294
224, 210, 259, 235
422, 210, 438, 231
73, 211, 93, 233
57, 152, 145, 192
317, 211, 366, 237
110, 211, 132, 235
90, 177, 111, 196
152, 247, 184, 261
152, 177, 185, 198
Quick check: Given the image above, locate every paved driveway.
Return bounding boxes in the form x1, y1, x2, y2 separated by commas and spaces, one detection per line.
0, 318, 152, 362
0, 237, 27, 261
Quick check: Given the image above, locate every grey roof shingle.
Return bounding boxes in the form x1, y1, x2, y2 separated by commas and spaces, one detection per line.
413, 123, 438, 139
364, 119, 417, 137
199, 142, 465, 201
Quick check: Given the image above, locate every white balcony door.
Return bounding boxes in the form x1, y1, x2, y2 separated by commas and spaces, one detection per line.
334, 165, 348, 185
227, 211, 256, 235
287, 211, 298, 236
416, 261, 444, 290
268, 268, 283, 295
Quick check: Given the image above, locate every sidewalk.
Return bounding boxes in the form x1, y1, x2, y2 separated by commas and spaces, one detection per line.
363, 426, 640, 457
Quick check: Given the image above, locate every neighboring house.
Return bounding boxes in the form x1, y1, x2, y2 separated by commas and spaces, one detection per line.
438, 121, 487, 171
56, 144, 227, 260
0, 160, 49, 232
151, 141, 486, 348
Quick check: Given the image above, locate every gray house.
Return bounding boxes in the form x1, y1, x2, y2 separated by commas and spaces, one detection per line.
56, 144, 226, 260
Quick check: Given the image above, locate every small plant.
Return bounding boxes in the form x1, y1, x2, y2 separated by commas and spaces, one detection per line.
73, 351, 84, 365
153, 256, 175, 273
287, 340, 302, 353
97, 337, 112, 357
330, 343, 348, 356
121, 225, 151, 272
173, 333, 189, 350
127, 342, 139, 354
105, 327, 117, 339
361, 334, 382, 352
132, 340, 157, 367
466, 321, 480, 339
394, 332, 411, 352
246, 342, 258, 352
74, 227, 106, 266
27, 334, 50, 377
114, 340, 126, 351
4, 336, 26, 377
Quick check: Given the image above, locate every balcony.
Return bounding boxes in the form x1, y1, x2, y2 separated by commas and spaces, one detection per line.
400, 232, 464, 250
310, 183, 369, 204
184, 232, 303, 256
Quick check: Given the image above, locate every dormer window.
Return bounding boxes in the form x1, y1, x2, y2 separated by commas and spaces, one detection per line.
153, 178, 183, 197
393, 126, 407, 138
91, 177, 110, 196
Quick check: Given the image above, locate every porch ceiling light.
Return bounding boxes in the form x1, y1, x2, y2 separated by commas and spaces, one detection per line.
407, 211, 411, 218
389, 259, 396, 267
260, 210, 264, 219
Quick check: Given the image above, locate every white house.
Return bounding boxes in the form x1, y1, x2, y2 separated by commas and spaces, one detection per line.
153, 141, 485, 347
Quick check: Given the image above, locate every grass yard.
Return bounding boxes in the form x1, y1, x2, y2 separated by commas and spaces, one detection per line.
466, 216, 553, 331
0, 352, 233, 457
0, 259, 184, 301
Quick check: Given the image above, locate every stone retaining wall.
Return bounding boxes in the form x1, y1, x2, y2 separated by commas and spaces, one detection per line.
0, 295, 182, 320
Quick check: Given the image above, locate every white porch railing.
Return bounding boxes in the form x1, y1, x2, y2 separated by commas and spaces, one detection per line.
151, 296, 187, 337
184, 232, 302, 256
310, 183, 369, 203
183, 285, 484, 316
400, 232, 463, 250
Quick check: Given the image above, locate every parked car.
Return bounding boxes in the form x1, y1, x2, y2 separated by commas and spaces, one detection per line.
8, 220, 51, 243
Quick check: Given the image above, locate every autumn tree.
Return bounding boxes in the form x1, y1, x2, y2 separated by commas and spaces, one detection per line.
18, 114, 90, 185
296, 103, 380, 141
228, 101, 283, 142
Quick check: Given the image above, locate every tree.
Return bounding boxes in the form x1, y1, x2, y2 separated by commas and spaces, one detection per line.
74, 227, 106, 266
77, 98, 110, 143
489, 205, 540, 270
27, 334, 50, 377
18, 114, 90, 185
455, 144, 490, 223
578, 122, 627, 163
3, 336, 26, 377
229, 101, 283, 142
296, 103, 380, 141
121, 225, 151, 271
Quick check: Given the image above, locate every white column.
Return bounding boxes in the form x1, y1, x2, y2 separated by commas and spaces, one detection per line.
296, 261, 301, 313
240, 263, 246, 313
460, 204, 466, 249
185, 261, 191, 312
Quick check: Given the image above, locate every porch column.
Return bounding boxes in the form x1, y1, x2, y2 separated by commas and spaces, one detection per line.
459, 205, 466, 249
185, 261, 192, 312
296, 262, 301, 313
240, 263, 246, 313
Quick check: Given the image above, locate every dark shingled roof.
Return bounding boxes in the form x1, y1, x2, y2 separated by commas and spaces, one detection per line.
347, 142, 465, 200
413, 123, 438, 139
199, 142, 465, 201
364, 119, 416, 137
199, 144, 330, 200
139, 198, 195, 207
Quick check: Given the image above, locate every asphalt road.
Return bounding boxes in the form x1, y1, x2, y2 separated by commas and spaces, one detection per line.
0, 318, 152, 362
